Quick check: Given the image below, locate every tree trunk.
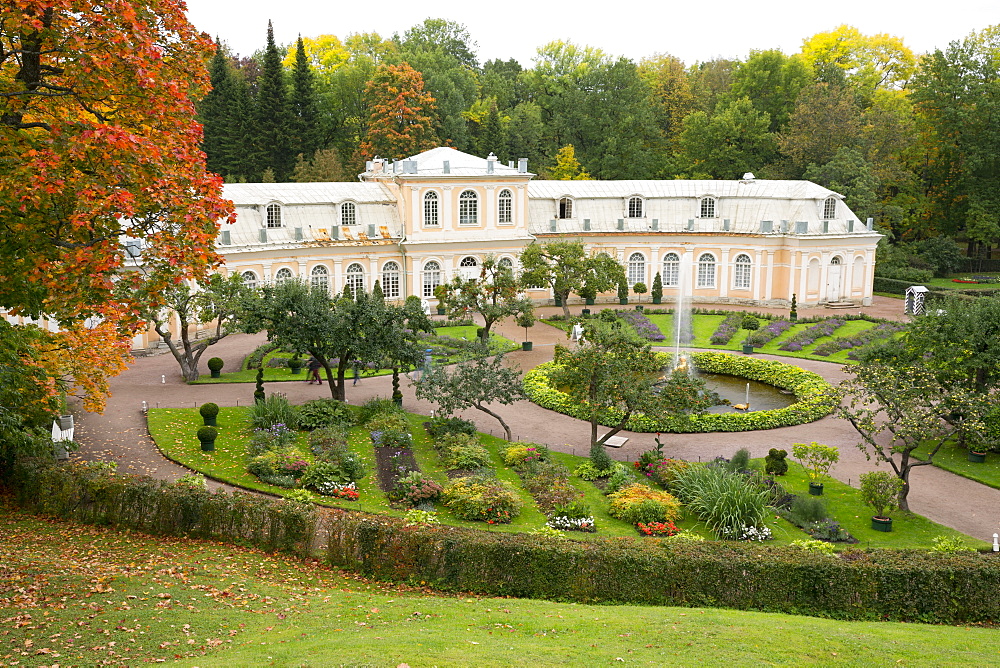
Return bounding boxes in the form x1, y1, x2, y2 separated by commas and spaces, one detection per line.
476, 404, 512, 441
561, 291, 571, 319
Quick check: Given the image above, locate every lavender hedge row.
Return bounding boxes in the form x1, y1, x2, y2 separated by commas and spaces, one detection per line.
617, 309, 666, 341
814, 322, 906, 357
709, 313, 745, 345
778, 319, 846, 352
745, 318, 792, 347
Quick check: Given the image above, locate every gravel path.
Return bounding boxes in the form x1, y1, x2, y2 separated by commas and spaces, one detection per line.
71, 297, 1000, 543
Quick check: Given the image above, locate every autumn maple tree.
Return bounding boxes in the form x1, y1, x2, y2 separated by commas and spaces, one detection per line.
0, 2, 234, 459
359, 62, 439, 159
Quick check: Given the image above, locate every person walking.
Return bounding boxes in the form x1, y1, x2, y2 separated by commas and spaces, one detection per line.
307, 357, 322, 384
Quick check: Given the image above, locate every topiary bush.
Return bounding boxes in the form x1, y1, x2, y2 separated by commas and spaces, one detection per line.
765, 448, 789, 476
196, 425, 217, 442
297, 398, 354, 431
607, 484, 681, 525
199, 402, 219, 419
442, 475, 522, 523
207, 357, 224, 373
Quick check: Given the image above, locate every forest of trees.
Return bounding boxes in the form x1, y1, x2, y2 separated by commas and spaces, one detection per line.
197, 19, 1000, 258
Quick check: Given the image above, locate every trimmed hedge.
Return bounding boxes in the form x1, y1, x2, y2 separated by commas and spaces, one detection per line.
324, 511, 1000, 622
9, 458, 316, 555
523, 351, 837, 433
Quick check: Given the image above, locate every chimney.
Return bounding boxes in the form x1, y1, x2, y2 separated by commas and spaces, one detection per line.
487, 152, 496, 174
518, 158, 528, 173
443, 160, 450, 174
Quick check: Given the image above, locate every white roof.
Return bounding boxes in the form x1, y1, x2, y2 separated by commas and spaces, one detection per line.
391, 146, 529, 177
223, 182, 394, 205
528, 179, 840, 200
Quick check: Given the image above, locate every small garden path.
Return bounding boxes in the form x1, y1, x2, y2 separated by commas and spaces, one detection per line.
71, 297, 1000, 543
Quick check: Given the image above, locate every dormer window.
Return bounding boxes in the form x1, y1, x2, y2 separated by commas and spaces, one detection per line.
627, 196, 644, 218
823, 197, 837, 219
341, 201, 357, 226
699, 196, 717, 218
265, 203, 282, 228
558, 197, 573, 219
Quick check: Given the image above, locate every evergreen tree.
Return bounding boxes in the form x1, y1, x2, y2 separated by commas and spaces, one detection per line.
290, 36, 322, 162
198, 42, 255, 181
253, 21, 294, 181
480, 100, 506, 160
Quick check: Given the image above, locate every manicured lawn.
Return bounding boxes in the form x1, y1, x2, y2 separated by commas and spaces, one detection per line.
913, 439, 1000, 490
3, 507, 998, 668
926, 275, 1000, 290
148, 408, 983, 549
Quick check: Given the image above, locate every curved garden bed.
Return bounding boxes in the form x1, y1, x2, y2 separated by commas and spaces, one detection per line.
523, 351, 838, 433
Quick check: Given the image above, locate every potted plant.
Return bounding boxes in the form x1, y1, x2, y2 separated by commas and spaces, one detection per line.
968, 449, 988, 463
197, 425, 218, 452
859, 470, 904, 531
434, 285, 448, 315
517, 311, 535, 351
617, 276, 629, 305
287, 356, 304, 375
741, 314, 760, 355
633, 282, 647, 309
791, 441, 839, 495
207, 356, 224, 378
579, 283, 597, 307
789, 294, 798, 322
199, 402, 219, 427
651, 272, 663, 305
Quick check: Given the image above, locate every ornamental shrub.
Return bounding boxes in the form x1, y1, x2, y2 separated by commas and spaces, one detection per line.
442, 441, 492, 471
792, 442, 839, 483
299, 461, 355, 491
607, 484, 681, 525
207, 357, 224, 373
390, 471, 444, 506
764, 448, 788, 476
589, 441, 613, 471
248, 393, 298, 430
573, 460, 617, 480
442, 475, 522, 523
425, 416, 477, 439
248, 423, 297, 457
199, 402, 219, 419
196, 426, 217, 442
371, 428, 411, 449
672, 465, 771, 539
605, 463, 636, 494
859, 470, 904, 518
502, 442, 549, 467
297, 399, 354, 431
788, 495, 828, 525
358, 397, 405, 427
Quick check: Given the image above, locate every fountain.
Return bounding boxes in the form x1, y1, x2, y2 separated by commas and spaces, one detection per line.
671, 251, 694, 373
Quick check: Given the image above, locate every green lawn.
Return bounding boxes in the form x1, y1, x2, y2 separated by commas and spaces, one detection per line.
2, 507, 998, 668
925, 275, 1000, 290
148, 407, 983, 550
913, 439, 1000, 490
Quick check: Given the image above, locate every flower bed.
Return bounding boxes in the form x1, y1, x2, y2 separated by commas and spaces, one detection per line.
778, 319, 845, 352
709, 313, 744, 345
523, 351, 837, 433
745, 318, 792, 347
616, 309, 666, 342
813, 322, 905, 357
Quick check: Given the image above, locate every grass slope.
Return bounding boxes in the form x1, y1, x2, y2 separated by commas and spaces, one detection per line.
912, 439, 1000, 490
1, 507, 996, 668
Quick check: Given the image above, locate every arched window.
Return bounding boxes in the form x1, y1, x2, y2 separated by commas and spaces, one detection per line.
422, 260, 441, 298
241, 271, 258, 290
346, 262, 365, 297
823, 197, 837, 219
423, 191, 439, 226
733, 254, 752, 290
627, 252, 646, 285
498, 189, 513, 224
310, 265, 329, 293
498, 257, 514, 269
662, 253, 679, 287
558, 197, 573, 219
274, 267, 293, 284
459, 190, 478, 225
699, 197, 716, 218
265, 203, 282, 228
459, 256, 479, 281
831, 255, 842, 265
627, 196, 644, 218
381, 261, 400, 299
697, 253, 716, 288
341, 201, 357, 226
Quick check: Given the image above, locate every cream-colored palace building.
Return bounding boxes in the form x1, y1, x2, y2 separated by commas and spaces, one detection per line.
6, 147, 881, 349
219, 146, 879, 309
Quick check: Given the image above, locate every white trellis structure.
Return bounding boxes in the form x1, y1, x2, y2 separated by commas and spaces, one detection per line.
904, 285, 930, 315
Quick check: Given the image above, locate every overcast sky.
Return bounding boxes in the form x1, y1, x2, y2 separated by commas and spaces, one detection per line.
184, 0, 995, 65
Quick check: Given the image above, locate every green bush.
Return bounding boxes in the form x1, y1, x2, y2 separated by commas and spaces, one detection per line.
248, 393, 298, 430
247, 423, 297, 457
442, 441, 492, 471
308, 425, 349, 459
764, 448, 788, 476
371, 428, 411, 449
358, 397, 404, 426
875, 265, 934, 283
366, 413, 409, 433
199, 402, 219, 419
607, 484, 681, 525
299, 461, 356, 491
605, 464, 636, 494
859, 470, 904, 518
389, 471, 443, 507
672, 465, 772, 539
442, 475, 522, 523
502, 442, 549, 467
424, 416, 478, 439
297, 398, 354, 431
788, 495, 828, 525
207, 357, 224, 372
196, 425, 217, 442
573, 460, 617, 481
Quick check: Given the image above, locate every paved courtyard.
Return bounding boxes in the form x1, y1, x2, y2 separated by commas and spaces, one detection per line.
72, 297, 1000, 543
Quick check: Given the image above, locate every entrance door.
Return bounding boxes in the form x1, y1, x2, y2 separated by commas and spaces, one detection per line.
826, 257, 842, 302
